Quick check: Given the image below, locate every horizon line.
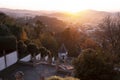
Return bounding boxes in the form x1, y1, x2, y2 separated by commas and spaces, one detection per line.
0, 7, 119, 13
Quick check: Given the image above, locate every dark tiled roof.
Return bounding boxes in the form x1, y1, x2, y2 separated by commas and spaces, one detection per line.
59, 44, 67, 53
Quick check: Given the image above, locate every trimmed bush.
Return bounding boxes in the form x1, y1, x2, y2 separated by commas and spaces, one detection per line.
0, 36, 17, 56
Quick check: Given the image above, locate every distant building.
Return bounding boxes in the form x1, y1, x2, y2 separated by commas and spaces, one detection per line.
58, 44, 68, 61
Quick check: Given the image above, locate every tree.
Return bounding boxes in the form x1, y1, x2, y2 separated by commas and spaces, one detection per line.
73, 49, 117, 80
40, 32, 58, 56
0, 12, 15, 25
97, 15, 120, 53
39, 47, 49, 58
95, 14, 120, 62
35, 20, 45, 34
27, 43, 38, 57
0, 12, 7, 24
0, 36, 17, 56
81, 38, 98, 49
0, 24, 12, 36
20, 27, 28, 41
6, 24, 28, 41
31, 39, 42, 48
17, 40, 27, 59
58, 27, 83, 57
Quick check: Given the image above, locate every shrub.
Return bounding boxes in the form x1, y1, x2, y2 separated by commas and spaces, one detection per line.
73, 49, 117, 80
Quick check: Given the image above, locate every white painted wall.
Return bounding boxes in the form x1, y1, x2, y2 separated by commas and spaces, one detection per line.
36, 53, 41, 60
0, 51, 18, 71
45, 55, 48, 61
20, 54, 31, 62
0, 56, 6, 71
0, 78, 2, 80
52, 57, 55, 62
6, 51, 18, 67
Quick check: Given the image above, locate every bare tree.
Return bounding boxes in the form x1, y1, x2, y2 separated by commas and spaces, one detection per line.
96, 13, 120, 56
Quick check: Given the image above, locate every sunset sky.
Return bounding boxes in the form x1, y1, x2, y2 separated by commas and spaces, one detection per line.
0, 0, 120, 12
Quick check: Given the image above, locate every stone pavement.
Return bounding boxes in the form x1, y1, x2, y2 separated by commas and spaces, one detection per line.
0, 64, 65, 80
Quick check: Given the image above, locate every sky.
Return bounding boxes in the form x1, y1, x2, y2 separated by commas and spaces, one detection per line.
0, 0, 120, 12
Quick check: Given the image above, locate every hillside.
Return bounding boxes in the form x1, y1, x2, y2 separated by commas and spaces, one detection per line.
31, 16, 67, 32
0, 8, 55, 18
0, 8, 112, 24
47, 10, 111, 24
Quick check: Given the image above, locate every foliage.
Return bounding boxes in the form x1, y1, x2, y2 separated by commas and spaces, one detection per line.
27, 43, 38, 57
73, 49, 117, 80
0, 36, 16, 52
40, 32, 58, 56
8, 25, 28, 41
24, 39, 31, 46
34, 20, 45, 37
17, 40, 27, 59
39, 47, 51, 58
0, 12, 15, 25
33, 16, 66, 32
96, 15, 120, 55
81, 38, 98, 49
58, 27, 82, 57
0, 24, 12, 36
31, 39, 42, 48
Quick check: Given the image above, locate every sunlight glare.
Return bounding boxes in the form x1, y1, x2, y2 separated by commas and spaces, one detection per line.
56, 0, 89, 13
0, 0, 119, 12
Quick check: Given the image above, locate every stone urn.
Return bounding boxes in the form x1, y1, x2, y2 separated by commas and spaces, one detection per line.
15, 71, 24, 80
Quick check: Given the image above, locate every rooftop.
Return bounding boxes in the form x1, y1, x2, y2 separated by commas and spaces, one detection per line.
59, 44, 67, 53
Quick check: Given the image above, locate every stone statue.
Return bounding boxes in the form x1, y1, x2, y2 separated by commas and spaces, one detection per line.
15, 71, 24, 80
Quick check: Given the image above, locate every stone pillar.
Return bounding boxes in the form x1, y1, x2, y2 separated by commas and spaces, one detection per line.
15, 71, 24, 80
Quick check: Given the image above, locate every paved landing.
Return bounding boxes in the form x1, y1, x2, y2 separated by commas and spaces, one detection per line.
0, 63, 65, 80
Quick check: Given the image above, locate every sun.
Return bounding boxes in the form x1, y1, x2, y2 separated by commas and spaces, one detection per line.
66, 8, 85, 14
59, 6, 87, 14
58, 0, 89, 13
